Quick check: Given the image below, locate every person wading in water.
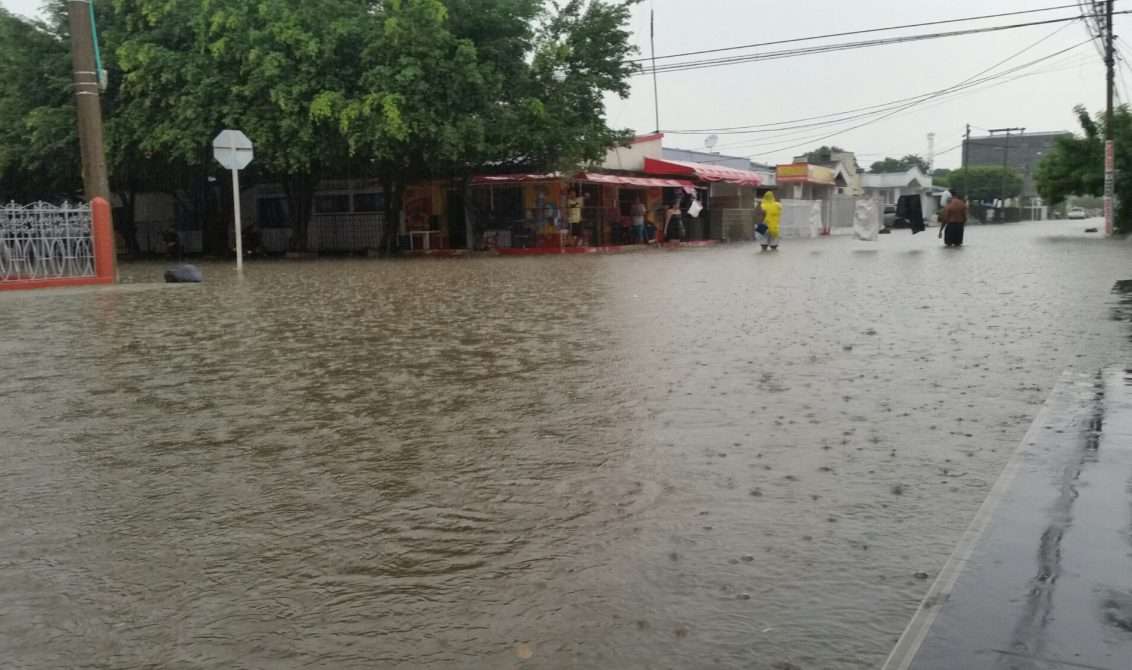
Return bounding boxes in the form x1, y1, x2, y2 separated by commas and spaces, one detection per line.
939, 190, 969, 248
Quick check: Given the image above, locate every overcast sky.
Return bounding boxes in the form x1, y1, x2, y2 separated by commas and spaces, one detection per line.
5, 0, 1125, 169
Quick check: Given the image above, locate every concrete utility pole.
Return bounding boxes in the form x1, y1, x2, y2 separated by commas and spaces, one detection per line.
68, 0, 111, 203
989, 127, 1025, 220
1104, 0, 1116, 236
927, 133, 936, 171
962, 124, 971, 200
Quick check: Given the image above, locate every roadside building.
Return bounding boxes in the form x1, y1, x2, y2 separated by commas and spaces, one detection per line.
861, 166, 937, 224
963, 131, 1069, 212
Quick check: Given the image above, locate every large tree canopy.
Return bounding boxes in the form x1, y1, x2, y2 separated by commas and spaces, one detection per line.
1, 0, 640, 252
1036, 104, 1132, 232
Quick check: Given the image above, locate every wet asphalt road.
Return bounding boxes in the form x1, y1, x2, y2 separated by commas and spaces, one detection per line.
1, 220, 1129, 669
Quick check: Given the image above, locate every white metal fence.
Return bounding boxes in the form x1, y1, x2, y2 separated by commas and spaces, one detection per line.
0, 202, 95, 281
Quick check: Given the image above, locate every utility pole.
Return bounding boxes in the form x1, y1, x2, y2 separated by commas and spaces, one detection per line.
650, 6, 660, 133
1104, 0, 1116, 236
927, 132, 936, 171
989, 127, 1025, 221
68, 0, 110, 203
962, 124, 971, 200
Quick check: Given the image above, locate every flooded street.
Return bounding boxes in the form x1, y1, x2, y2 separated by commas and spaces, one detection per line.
2, 222, 1130, 669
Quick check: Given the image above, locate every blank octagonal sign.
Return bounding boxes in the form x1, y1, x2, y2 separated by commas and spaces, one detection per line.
212, 130, 254, 171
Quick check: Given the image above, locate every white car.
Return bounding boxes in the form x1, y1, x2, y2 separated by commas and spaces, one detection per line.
1068, 207, 1087, 220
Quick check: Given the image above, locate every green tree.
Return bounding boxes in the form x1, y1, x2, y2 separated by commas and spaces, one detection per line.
114, 0, 370, 251
315, 0, 639, 252
800, 145, 845, 164
869, 154, 930, 173
946, 165, 1023, 203
0, 8, 79, 202
1036, 105, 1132, 232
932, 168, 951, 187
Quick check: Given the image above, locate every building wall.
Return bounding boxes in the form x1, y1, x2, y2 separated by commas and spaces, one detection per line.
602, 135, 664, 171
662, 148, 750, 171
964, 133, 1069, 197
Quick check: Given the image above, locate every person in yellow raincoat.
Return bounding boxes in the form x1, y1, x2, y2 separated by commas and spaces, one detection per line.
760, 192, 782, 251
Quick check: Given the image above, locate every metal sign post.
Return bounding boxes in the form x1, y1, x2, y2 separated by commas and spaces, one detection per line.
212, 130, 254, 272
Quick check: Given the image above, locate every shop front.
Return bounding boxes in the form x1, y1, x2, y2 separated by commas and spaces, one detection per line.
469, 172, 697, 252
643, 158, 764, 240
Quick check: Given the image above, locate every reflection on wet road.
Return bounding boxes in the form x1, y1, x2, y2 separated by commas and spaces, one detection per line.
1, 222, 1129, 669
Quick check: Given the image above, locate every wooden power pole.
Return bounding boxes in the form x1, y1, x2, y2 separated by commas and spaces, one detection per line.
68, 0, 111, 203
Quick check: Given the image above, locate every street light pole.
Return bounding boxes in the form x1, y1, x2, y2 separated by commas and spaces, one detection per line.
1104, 0, 1116, 236
67, 0, 110, 203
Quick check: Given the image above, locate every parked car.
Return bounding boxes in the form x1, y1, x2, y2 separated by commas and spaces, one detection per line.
1068, 206, 1087, 220
883, 204, 896, 229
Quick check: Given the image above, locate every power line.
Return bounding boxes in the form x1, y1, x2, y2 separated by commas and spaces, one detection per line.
694, 41, 1094, 157
737, 43, 1093, 159
630, 2, 1103, 63
664, 22, 1079, 136
636, 12, 1128, 77
687, 56, 1093, 162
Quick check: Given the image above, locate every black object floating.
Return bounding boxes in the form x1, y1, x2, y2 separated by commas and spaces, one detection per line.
164, 265, 203, 283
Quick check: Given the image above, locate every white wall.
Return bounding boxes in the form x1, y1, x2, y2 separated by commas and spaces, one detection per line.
602, 136, 664, 171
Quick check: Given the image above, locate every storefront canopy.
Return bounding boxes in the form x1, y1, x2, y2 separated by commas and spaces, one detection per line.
472, 172, 696, 191
472, 173, 562, 184
577, 172, 695, 190
642, 158, 763, 187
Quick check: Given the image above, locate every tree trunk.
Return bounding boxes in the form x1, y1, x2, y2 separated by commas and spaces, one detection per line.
462, 175, 475, 251
284, 174, 317, 253
117, 186, 142, 258
380, 174, 403, 256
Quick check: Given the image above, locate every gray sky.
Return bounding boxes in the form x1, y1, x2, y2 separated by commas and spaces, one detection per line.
5, 0, 1124, 169
612, 0, 1126, 168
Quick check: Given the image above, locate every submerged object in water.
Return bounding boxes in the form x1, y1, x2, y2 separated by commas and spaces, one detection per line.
164, 264, 203, 283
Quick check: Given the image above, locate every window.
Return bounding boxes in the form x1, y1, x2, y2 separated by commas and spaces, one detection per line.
314, 194, 351, 214
353, 192, 384, 212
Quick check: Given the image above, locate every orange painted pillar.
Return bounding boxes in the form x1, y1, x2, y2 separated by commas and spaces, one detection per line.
91, 197, 116, 283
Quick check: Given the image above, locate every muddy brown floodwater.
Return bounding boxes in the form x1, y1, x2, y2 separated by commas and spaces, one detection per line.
2, 222, 1130, 669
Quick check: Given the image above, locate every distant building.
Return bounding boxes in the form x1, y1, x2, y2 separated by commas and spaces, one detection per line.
861, 166, 933, 205
963, 131, 1071, 200
792, 150, 863, 196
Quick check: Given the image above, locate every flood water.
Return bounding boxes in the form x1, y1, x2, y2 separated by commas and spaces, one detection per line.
2, 222, 1130, 669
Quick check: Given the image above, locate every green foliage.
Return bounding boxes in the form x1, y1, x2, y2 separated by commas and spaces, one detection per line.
800, 145, 845, 164
869, 154, 930, 174
1036, 105, 1132, 232
1, 0, 639, 251
931, 168, 951, 187
946, 165, 1024, 202
0, 8, 78, 200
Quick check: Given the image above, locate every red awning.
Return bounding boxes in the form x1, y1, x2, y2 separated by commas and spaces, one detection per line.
472, 171, 695, 190
578, 172, 696, 190
471, 173, 562, 185
643, 158, 763, 187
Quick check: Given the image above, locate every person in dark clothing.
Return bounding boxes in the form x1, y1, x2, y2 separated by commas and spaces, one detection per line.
940, 191, 968, 247
897, 194, 926, 234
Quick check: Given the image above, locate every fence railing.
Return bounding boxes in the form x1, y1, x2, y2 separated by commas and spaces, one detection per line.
1, 202, 95, 281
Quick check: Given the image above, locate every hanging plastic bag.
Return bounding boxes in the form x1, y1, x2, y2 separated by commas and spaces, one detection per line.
688, 198, 704, 219
853, 199, 880, 241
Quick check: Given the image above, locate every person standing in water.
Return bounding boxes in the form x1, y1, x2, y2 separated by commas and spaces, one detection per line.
630, 197, 647, 244
761, 192, 782, 251
940, 190, 969, 247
